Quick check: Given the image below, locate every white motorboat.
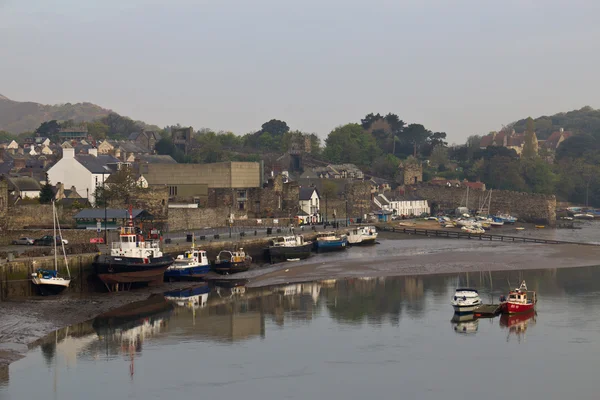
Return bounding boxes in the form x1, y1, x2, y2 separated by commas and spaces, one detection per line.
451, 288, 482, 313
31, 201, 71, 295
347, 226, 378, 245
574, 213, 595, 220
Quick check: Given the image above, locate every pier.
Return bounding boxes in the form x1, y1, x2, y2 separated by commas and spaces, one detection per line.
378, 226, 600, 246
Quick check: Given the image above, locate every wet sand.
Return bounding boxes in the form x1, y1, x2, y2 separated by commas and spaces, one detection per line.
2, 236, 600, 366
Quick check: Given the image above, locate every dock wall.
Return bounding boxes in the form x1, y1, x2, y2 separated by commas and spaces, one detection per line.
409, 184, 556, 225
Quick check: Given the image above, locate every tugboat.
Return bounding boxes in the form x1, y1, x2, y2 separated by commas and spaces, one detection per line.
93, 208, 174, 290
266, 235, 312, 263
347, 226, 378, 245
500, 281, 536, 314
314, 231, 348, 252
212, 248, 252, 274
164, 237, 210, 280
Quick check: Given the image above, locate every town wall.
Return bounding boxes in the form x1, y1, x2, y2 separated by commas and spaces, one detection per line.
408, 184, 556, 225
4, 204, 80, 230
109, 186, 169, 225
320, 181, 372, 221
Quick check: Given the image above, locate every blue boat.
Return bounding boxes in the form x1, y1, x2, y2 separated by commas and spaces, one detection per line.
314, 232, 348, 252
164, 246, 211, 280
164, 284, 210, 309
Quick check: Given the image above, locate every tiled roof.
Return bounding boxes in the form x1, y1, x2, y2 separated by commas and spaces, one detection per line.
8, 176, 41, 192
299, 187, 318, 200
75, 154, 120, 174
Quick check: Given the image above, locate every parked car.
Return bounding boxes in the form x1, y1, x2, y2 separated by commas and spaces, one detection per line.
12, 237, 34, 245
33, 235, 69, 246
89, 237, 105, 244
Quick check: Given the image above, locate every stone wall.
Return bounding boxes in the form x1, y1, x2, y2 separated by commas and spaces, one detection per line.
4, 204, 80, 230
320, 181, 372, 221
408, 183, 556, 225
109, 186, 169, 226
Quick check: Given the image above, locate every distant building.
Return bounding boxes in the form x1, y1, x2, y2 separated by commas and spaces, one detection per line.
6, 176, 42, 199
313, 164, 364, 180
128, 130, 161, 152
397, 160, 423, 185
374, 193, 429, 217
298, 187, 320, 223
172, 127, 193, 155
58, 126, 89, 142
479, 129, 539, 156
543, 128, 572, 151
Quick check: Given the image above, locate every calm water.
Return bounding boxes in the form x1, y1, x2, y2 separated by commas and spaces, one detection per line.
2, 267, 600, 400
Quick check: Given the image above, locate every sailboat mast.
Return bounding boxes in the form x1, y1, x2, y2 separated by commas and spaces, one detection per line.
488, 189, 492, 215
55, 202, 71, 278
53, 200, 58, 271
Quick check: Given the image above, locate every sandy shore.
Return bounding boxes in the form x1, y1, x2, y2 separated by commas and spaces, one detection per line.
2, 235, 600, 366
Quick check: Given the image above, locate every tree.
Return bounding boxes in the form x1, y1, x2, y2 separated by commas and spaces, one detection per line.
103, 166, 139, 204
323, 123, 379, 165
39, 174, 54, 204
35, 120, 60, 137
0, 130, 15, 142
556, 135, 599, 161
429, 145, 449, 168
321, 180, 338, 198
260, 119, 289, 138
372, 154, 400, 181
360, 113, 383, 130
400, 124, 430, 157
86, 121, 109, 140
308, 133, 321, 155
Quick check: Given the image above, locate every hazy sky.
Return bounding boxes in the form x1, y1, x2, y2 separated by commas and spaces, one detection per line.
1, 0, 599, 142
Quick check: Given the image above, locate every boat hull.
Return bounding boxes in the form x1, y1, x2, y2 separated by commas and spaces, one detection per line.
502, 301, 535, 314
93, 254, 173, 285
31, 279, 70, 296
267, 243, 312, 263
212, 260, 251, 274
452, 304, 481, 314
314, 238, 348, 252
348, 235, 378, 245
164, 264, 211, 279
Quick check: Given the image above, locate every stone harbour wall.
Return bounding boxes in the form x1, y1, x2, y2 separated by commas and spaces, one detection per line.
4, 204, 80, 230
408, 184, 556, 225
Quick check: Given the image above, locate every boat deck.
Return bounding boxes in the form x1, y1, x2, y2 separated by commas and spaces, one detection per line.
473, 304, 503, 317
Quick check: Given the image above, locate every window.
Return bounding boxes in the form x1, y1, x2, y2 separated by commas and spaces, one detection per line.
95, 176, 99, 186
169, 186, 178, 196
238, 201, 245, 211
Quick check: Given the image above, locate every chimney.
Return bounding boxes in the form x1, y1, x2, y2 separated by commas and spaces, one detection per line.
63, 148, 75, 159
56, 182, 65, 200
88, 148, 98, 157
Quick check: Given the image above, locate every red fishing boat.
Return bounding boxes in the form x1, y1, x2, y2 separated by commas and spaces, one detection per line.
500, 281, 537, 314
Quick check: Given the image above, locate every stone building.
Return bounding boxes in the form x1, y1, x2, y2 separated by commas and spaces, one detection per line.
141, 161, 261, 205
128, 130, 161, 152
172, 127, 193, 155
0, 175, 8, 218
397, 160, 423, 185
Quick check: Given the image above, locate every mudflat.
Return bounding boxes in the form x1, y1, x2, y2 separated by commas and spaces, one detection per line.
2, 237, 600, 366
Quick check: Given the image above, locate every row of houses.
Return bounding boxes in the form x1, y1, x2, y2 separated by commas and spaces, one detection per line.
479, 128, 572, 155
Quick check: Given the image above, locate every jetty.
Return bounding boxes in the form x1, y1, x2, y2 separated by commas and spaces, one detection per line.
378, 226, 600, 246
473, 304, 502, 317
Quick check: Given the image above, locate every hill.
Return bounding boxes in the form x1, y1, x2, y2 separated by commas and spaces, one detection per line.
0, 94, 112, 134
511, 106, 600, 140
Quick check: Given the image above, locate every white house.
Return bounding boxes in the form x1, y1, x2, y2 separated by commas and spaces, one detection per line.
374, 193, 430, 217
6, 140, 18, 150
47, 147, 120, 204
299, 187, 320, 223
7, 177, 42, 199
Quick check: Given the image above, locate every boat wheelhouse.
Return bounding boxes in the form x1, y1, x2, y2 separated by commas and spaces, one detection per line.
213, 248, 252, 274
501, 281, 536, 314
165, 244, 210, 280
347, 226, 378, 245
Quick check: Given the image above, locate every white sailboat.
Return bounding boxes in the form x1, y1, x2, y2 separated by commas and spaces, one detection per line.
31, 200, 71, 295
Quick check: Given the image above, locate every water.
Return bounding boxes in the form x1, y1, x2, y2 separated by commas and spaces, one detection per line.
3, 267, 600, 400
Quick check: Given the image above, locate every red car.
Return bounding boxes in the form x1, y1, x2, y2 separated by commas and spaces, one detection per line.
89, 237, 105, 244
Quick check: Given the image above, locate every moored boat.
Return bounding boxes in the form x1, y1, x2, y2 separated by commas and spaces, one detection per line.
314, 231, 348, 252
93, 208, 173, 289
267, 235, 312, 263
500, 281, 536, 314
212, 248, 252, 274
574, 213, 595, 220
347, 226, 378, 245
451, 288, 482, 313
165, 241, 210, 280
490, 216, 504, 227
497, 213, 517, 224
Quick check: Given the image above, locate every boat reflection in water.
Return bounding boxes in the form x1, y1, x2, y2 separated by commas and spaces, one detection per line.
499, 309, 536, 342
164, 284, 210, 309
451, 313, 479, 334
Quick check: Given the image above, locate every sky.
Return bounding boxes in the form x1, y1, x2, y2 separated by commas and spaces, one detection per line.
1, 0, 599, 143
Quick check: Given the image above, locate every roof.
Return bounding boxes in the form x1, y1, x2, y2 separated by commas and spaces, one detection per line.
134, 154, 177, 164
8, 176, 41, 192
73, 208, 152, 220
75, 154, 121, 174
299, 187, 319, 200
544, 130, 572, 150
479, 134, 494, 148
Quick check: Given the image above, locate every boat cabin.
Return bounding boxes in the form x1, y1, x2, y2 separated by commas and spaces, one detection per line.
270, 235, 306, 247
316, 232, 339, 240
175, 249, 208, 265
216, 249, 248, 263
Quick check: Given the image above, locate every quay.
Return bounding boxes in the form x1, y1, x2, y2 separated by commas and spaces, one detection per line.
377, 226, 600, 246
473, 304, 503, 317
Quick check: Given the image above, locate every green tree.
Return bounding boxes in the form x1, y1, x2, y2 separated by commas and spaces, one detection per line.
521, 117, 537, 158
321, 180, 338, 198
260, 119, 289, 137
86, 120, 109, 140
103, 166, 139, 204
429, 145, 449, 168
323, 123, 379, 165
0, 130, 15, 142
372, 154, 400, 181
39, 174, 54, 204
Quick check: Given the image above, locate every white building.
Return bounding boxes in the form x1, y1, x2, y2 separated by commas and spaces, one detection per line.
374, 193, 430, 217
47, 148, 120, 204
298, 187, 320, 223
